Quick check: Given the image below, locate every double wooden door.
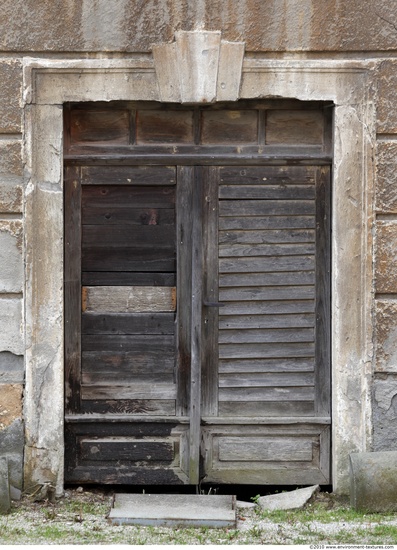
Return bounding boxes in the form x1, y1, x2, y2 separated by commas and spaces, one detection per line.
64, 161, 331, 485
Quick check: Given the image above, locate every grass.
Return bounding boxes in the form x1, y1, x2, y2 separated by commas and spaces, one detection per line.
1, 489, 397, 545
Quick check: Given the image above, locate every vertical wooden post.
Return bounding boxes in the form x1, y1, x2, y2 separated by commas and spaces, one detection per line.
189, 166, 203, 484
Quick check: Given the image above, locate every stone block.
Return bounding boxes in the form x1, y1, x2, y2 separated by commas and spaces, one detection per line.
0, 299, 23, 355
257, 485, 319, 511
0, 353, 24, 384
0, 60, 22, 133
376, 141, 397, 213
0, 419, 24, 490
350, 451, 397, 511
375, 221, 397, 293
0, 457, 10, 514
0, 141, 22, 177
372, 377, 397, 452
0, 220, 22, 293
0, 177, 23, 213
377, 60, 397, 134
375, 300, 397, 372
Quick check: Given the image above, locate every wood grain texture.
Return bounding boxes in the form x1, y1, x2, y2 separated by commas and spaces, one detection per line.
82, 286, 177, 313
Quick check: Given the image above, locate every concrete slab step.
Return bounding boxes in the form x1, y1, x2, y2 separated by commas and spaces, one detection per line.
108, 493, 237, 528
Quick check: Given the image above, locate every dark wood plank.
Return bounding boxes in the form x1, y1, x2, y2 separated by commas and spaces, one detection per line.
201, 166, 219, 416
64, 166, 82, 413
82, 272, 176, 286
315, 166, 331, 416
82, 206, 175, 226
81, 185, 176, 208
81, 439, 175, 461
82, 372, 174, 385
71, 109, 130, 145
219, 313, 316, 330
219, 185, 315, 200
82, 224, 175, 246
136, 110, 194, 144
80, 399, 176, 415
82, 312, 175, 335
82, 248, 176, 272
81, 165, 176, 185
201, 110, 258, 144
265, 110, 324, 145
176, 166, 193, 416
219, 271, 315, 287
219, 165, 317, 184
82, 350, 175, 374
82, 334, 175, 352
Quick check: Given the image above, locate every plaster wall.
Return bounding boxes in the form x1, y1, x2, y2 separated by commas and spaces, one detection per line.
0, 1, 395, 496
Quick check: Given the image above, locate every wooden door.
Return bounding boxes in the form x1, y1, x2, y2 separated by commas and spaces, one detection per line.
199, 164, 331, 485
64, 162, 330, 485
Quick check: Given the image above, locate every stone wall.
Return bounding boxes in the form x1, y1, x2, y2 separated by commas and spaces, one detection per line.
1, 0, 397, 496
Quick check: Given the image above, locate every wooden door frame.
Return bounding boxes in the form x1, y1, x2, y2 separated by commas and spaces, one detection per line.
22, 55, 375, 495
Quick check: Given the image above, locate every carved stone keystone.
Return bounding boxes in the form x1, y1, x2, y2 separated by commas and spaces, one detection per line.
152, 30, 245, 103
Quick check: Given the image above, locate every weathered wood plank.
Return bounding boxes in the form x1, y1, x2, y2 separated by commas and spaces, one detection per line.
219, 271, 315, 287
82, 371, 174, 385
219, 185, 315, 200
219, 215, 315, 231
219, 358, 315, 373
218, 437, 312, 462
71, 109, 130, 145
219, 372, 314, 387
82, 248, 176, 272
82, 272, 176, 286
81, 438, 175, 461
82, 185, 176, 208
176, 166, 193, 416
219, 200, 315, 217
221, 300, 315, 315
218, 401, 315, 417
82, 383, 177, 400
82, 286, 177, 313
219, 313, 315, 329
219, 256, 315, 273
219, 342, 315, 359
219, 243, 315, 257
219, 229, 315, 244
265, 110, 324, 145
219, 328, 314, 344
80, 399, 176, 415
82, 206, 175, 226
219, 386, 314, 401
219, 165, 316, 184
82, 312, 175, 335
81, 165, 177, 186
82, 224, 175, 246
219, 286, 315, 301
201, 110, 258, 144
64, 166, 82, 413
82, 334, 175, 352
82, 350, 175, 374
137, 110, 194, 144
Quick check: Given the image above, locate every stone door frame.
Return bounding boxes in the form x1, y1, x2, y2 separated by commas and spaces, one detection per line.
22, 53, 375, 495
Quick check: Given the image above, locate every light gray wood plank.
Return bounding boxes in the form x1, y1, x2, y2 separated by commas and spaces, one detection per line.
219, 229, 315, 244
218, 437, 313, 462
219, 215, 315, 231
219, 342, 315, 359
219, 358, 315, 373
218, 328, 314, 344
82, 383, 177, 400
219, 313, 315, 329
219, 386, 314, 401
218, 401, 315, 417
219, 200, 315, 217
219, 243, 315, 257
219, 372, 314, 387
221, 300, 315, 315
219, 256, 315, 273
219, 286, 315, 301
82, 286, 176, 313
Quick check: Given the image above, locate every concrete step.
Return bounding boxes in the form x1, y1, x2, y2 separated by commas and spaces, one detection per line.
108, 493, 237, 528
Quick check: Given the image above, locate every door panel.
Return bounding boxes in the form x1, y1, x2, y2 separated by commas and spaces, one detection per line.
65, 162, 331, 485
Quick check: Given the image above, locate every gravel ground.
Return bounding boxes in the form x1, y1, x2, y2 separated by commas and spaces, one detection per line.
1, 487, 397, 545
